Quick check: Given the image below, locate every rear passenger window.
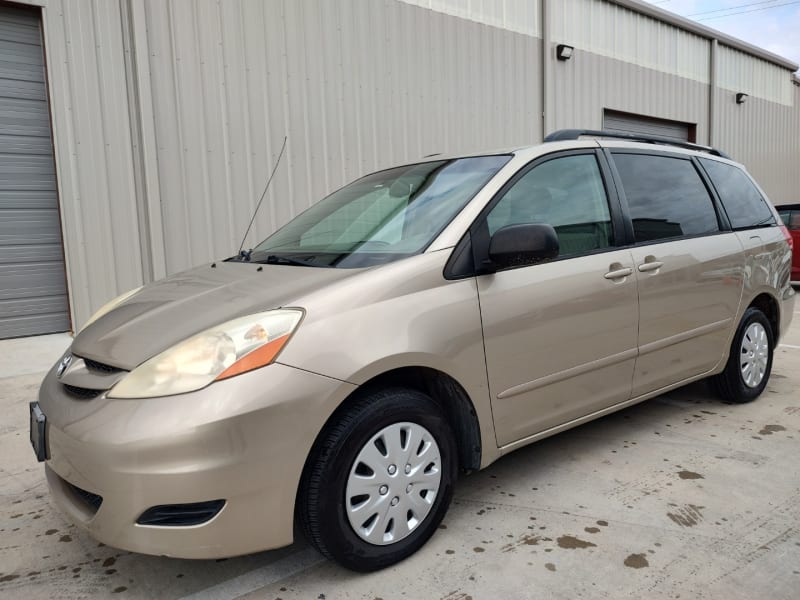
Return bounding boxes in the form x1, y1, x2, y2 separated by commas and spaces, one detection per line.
486, 154, 613, 257
613, 154, 719, 242
700, 159, 776, 229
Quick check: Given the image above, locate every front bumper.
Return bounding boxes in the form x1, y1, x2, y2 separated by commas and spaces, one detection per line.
38, 361, 356, 559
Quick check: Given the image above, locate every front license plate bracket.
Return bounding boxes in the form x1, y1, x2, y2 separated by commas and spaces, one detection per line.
29, 402, 48, 462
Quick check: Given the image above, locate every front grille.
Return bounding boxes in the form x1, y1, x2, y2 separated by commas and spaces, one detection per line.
62, 384, 103, 399
82, 357, 123, 374
136, 500, 226, 526
65, 481, 103, 514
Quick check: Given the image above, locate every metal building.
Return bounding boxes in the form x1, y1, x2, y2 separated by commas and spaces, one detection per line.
1, 0, 798, 337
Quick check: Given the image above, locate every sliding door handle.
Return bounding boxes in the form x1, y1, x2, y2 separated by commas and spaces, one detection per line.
638, 261, 664, 272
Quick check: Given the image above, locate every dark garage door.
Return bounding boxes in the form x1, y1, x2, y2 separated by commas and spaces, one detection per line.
0, 5, 69, 338
603, 109, 693, 143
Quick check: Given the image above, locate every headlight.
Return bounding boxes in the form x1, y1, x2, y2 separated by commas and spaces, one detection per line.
108, 309, 304, 398
80, 286, 143, 332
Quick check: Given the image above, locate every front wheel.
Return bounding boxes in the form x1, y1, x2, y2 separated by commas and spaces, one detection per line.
711, 307, 774, 403
298, 388, 457, 571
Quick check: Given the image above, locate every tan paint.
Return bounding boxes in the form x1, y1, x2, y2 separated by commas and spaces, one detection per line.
630, 233, 744, 396
478, 249, 638, 445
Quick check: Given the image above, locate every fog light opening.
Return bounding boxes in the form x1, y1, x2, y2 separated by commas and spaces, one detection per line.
136, 499, 226, 527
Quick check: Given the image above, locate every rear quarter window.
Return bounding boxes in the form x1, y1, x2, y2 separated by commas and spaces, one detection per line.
699, 159, 775, 229
612, 153, 719, 243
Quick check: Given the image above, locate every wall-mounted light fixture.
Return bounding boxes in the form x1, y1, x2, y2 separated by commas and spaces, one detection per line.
556, 44, 574, 61
735, 92, 748, 104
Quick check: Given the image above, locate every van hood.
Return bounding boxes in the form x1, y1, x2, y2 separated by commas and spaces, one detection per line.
71, 262, 361, 370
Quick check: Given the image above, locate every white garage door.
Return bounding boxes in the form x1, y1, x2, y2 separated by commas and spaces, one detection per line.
0, 5, 69, 338
603, 110, 692, 143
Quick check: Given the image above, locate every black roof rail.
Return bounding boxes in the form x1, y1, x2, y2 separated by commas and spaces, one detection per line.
544, 129, 731, 160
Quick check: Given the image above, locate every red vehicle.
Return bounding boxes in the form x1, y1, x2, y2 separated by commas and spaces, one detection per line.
777, 204, 800, 284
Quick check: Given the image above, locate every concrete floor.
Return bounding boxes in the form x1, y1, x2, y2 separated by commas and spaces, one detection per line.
1, 310, 799, 600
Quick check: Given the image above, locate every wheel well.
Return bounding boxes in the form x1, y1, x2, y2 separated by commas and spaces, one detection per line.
748, 293, 779, 339
326, 367, 482, 472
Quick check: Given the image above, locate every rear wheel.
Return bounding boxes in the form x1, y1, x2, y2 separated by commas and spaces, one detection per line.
711, 307, 774, 403
298, 388, 457, 571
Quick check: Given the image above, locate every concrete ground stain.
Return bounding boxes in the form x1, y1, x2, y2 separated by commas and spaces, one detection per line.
557, 535, 596, 549
759, 425, 786, 435
677, 470, 704, 479
584, 527, 601, 534
472, 547, 484, 553
624, 553, 649, 568
545, 563, 556, 572
667, 504, 705, 527
501, 534, 540, 552
596, 520, 609, 526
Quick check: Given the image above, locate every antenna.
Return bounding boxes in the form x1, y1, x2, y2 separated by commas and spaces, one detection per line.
237, 136, 288, 258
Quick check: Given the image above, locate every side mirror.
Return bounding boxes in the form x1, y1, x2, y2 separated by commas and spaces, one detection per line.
486, 223, 559, 271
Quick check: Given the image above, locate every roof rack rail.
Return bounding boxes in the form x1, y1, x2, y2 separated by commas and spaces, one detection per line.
544, 129, 731, 159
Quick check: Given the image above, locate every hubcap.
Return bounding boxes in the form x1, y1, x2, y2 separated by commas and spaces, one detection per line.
740, 322, 769, 388
345, 422, 442, 546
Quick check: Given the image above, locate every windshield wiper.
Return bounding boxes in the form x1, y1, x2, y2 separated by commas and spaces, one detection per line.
259, 254, 319, 267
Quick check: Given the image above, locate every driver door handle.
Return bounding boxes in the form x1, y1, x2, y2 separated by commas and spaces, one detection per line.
604, 267, 633, 280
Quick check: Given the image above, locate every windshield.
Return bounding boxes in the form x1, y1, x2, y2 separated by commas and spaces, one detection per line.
249, 155, 510, 268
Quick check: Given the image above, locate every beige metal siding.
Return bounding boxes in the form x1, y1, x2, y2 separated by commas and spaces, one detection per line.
714, 84, 800, 205
139, 0, 541, 277
40, 0, 145, 328
551, 0, 709, 84
549, 49, 710, 143
717, 44, 793, 106
397, 0, 541, 37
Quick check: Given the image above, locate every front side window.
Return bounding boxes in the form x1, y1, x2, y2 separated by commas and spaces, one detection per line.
613, 154, 719, 242
250, 155, 510, 268
486, 154, 614, 257
699, 158, 776, 230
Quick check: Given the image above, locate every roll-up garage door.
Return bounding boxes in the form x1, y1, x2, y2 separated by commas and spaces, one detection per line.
0, 5, 69, 338
603, 110, 693, 143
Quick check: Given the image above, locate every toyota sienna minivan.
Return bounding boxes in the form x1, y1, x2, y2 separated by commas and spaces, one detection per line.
31, 130, 795, 571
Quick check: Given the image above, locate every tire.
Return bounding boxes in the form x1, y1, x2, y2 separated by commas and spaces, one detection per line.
298, 387, 457, 572
711, 307, 774, 403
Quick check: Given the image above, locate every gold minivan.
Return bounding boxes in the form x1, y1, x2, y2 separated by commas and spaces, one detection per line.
31, 131, 795, 571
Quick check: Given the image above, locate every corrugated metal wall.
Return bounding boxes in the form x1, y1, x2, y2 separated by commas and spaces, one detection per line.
138, 0, 541, 278
549, 48, 710, 143
717, 44, 793, 106
714, 67, 800, 205
548, 0, 710, 141
551, 0, 709, 84
7, 0, 798, 329
40, 0, 145, 328
397, 0, 541, 37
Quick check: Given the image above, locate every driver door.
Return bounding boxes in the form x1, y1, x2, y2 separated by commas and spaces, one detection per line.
475, 151, 639, 446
